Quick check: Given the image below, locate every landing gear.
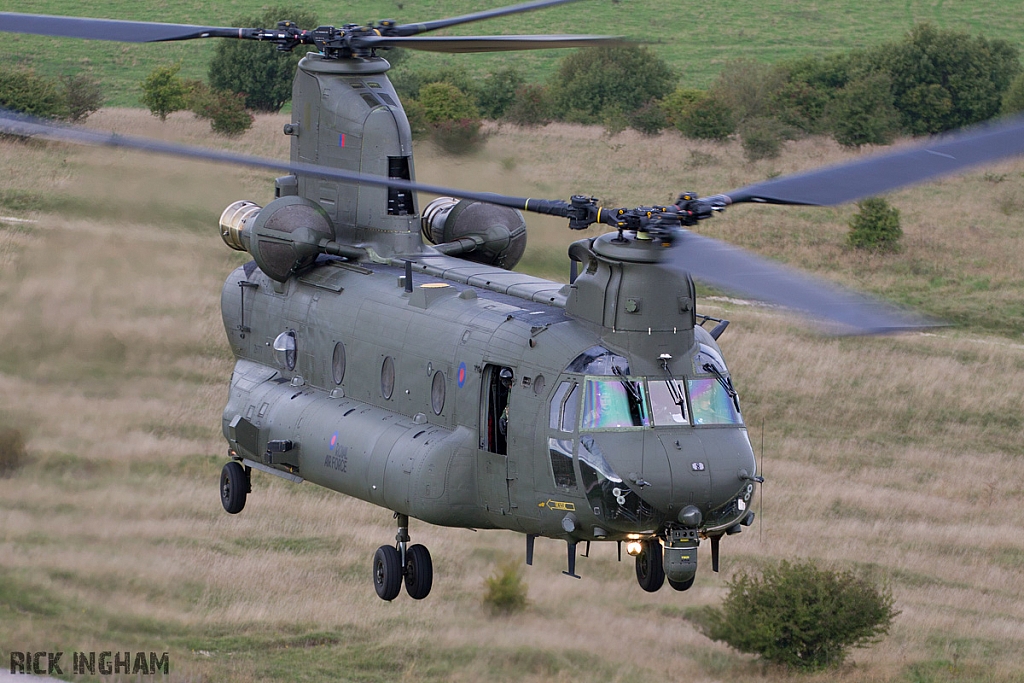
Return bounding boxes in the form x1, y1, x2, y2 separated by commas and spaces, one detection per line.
220, 461, 250, 514
635, 539, 665, 592
372, 513, 434, 601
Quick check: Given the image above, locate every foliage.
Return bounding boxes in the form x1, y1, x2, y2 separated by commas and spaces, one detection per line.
826, 72, 901, 147
418, 82, 480, 124
550, 46, 676, 125
482, 558, 528, 615
628, 99, 669, 135
61, 74, 104, 123
710, 58, 784, 124
0, 427, 26, 477
208, 6, 318, 112
1001, 72, 1024, 115
740, 117, 785, 160
505, 84, 553, 126
660, 87, 706, 128
701, 560, 898, 670
402, 98, 429, 139
189, 84, 254, 136
0, 67, 68, 119
867, 23, 1021, 134
391, 66, 478, 104
140, 64, 189, 121
770, 54, 856, 133
477, 67, 524, 120
676, 95, 735, 140
430, 118, 484, 155
848, 197, 902, 251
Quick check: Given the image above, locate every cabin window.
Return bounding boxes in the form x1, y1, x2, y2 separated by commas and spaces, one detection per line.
381, 356, 395, 400
430, 370, 446, 415
332, 341, 346, 385
273, 330, 297, 371
688, 378, 742, 425
581, 378, 648, 429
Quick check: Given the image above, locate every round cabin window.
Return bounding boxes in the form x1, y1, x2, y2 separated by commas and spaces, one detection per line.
273, 330, 296, 371
431, 371, 446, 415
332, 341, 346, 385
381, 356, 395, 399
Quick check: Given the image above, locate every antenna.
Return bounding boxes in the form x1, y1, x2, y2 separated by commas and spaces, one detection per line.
759, 416, 765, 544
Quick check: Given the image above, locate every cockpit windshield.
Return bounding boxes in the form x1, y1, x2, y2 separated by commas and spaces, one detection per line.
688, 378, 742, 424
649, 379, 688, 426
581, 378, 649, 429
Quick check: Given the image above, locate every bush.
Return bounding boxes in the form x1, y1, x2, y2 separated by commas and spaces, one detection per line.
431, 118, 484, 155
740, 117, 785, 161
677, 95, 735, 140
826, 72, 901, 148
1001, 72, 1024, 115
628, 98, 668, 135
61, 73, 104, 122
701, 560, 898, 670
551, 46, 676, 124
0, 427, 27, 477
403, 98, 428, 139
770, 54, 856, 133
477, 67, 524, 120
190, 85, 253, 136
140, 64, 189, 121
391, 66, 478, 104
418, 82, 479, 124
867, 23, 1021, 135
848, 197, 902, 251
710, 58, 784, 124
483, 558, 528, 615
208, 6, 318, 112
0, 68, 68, 118
660, 87, 706, 129
505, 84, 553, 126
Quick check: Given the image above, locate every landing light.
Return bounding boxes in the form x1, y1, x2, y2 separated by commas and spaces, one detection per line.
626, 541, 643, 557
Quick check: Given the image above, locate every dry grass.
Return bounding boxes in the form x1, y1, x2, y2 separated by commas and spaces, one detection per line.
1, 110, 1023, 682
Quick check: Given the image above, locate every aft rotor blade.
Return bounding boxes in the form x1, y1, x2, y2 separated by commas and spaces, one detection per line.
0, 12, 243, 42
662, 230, 933, 334
711, 113, 1024, 207
390, 0, 579, 37
355, 34, 625, 53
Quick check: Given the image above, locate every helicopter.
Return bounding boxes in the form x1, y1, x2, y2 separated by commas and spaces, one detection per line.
3, 1, 1024, 603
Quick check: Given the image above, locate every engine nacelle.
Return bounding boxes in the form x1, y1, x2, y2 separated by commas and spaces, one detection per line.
421, 197, 527, 270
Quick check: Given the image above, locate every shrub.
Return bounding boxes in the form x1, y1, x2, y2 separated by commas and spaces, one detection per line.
61, 73, 104, 122
770, 54, 857, 133
477, 67, 524, 120
418, 82, 479, 124
505, 84, 552, 126
710, 58, 784, 124
628, 98, 668, 135
0, 427, 27, 477
867, 23, 1021, 134
1001, 72, 1024, 115
848, 197, 902, 251
701, 560, 898, 670
551, 46, 676, 124
208, 6, 318, 112
403, 98, 429, 139
391, 66, 477, 104
660, 87, 706, 129
826, 72, 901, 148
0, 68, 68, 118
677, 95, 735, 141
190, 85, 253, 136
431, 118, 484, 155
740, 117, 785, 161
483, 558, 528, 615
140, 64, 189, 121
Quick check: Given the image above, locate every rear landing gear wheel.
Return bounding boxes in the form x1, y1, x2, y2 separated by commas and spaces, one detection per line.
404, 544, 433, 600
373, 545, 402, 601
635, 540, 665, 592
220, 461, 247, 514
668, 575, 695, 591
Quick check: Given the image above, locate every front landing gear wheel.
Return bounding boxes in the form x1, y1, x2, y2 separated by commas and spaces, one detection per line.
220, 461, 247, 514
668, 576, 695, 591
373, 545, 402, 601
404, 544, 433, 600
635, 540, 665, 592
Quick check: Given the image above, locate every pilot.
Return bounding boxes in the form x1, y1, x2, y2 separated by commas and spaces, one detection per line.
498, 367, 513, 435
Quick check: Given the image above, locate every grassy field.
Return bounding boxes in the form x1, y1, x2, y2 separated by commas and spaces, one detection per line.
1, 109, 1023, 682
3, 0, 1024, 106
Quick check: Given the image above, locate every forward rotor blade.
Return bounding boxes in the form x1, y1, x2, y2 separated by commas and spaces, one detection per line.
713, 113, 1024, 207
355, 34, 625, 53
390, 0, 578, 37
0, 12, 243, 42
662, 230, 934, 334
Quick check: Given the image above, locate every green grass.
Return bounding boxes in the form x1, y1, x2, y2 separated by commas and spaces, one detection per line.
3, 0, 1024, 106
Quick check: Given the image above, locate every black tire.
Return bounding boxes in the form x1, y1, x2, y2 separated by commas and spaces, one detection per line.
635, 540, 665, 593
668, 575, 695, 592
373, 545, 403, 601
404, 544, 433, 600
220, 461, 247, 514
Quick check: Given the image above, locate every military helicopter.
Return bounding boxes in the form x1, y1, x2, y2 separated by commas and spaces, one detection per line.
4, 1, 1024, 602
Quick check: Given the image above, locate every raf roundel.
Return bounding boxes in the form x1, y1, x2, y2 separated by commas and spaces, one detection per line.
457, 362, 467, 388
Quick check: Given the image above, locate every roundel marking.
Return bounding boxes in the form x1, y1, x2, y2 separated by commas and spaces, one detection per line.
457, 362, 467, 388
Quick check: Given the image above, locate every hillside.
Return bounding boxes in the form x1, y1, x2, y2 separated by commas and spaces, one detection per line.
0, 109, 1022, 682
2, 0, 1024, 106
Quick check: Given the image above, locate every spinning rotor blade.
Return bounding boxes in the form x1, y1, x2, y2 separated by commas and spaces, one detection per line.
0, 12, 243, 43
354, 34, 624, 53
661, 231, 933, 334
389, 0, 579, 36
712, 113, 1024, 207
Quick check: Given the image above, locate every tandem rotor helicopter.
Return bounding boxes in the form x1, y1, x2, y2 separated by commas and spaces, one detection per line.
4, 0, 1024, 601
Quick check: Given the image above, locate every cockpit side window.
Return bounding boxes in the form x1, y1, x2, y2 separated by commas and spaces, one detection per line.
581, 378, 649, 429
549, 381, 570, 430
688, 378, 742, 425
561, 383, 580, 432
